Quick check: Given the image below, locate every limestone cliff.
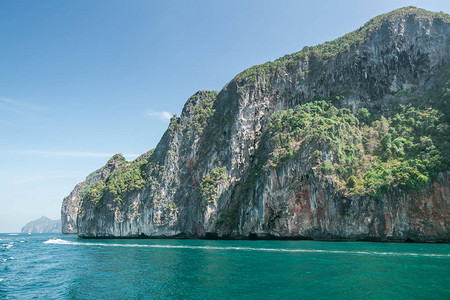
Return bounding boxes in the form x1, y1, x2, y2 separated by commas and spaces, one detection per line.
65, 7, 450, 241
60, 154, 126, 233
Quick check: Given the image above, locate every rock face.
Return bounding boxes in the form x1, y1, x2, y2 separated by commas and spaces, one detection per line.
64, 7, 450, 242
60, 154, 125, 233
21, 216, 61, 234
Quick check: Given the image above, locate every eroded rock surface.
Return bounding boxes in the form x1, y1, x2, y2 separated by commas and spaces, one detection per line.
61, 154, 125, 233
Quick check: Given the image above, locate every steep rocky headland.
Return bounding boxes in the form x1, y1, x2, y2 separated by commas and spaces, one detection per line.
62, 7, 450, 242
61, 154, 126, 233
21, 216, 61, 234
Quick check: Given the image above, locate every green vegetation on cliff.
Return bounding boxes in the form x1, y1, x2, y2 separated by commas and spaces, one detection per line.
86, 151, 154, 206
268, 98, 449, 197
73, 168, 103, 201
200, 167, 228, 204
184, 91, 218, 134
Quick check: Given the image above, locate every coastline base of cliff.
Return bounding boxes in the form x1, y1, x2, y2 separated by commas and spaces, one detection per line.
73, 232, 449, 243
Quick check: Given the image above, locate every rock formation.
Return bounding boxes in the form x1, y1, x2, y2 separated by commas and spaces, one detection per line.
62, 7, 450, 242
61, 154, 126, 233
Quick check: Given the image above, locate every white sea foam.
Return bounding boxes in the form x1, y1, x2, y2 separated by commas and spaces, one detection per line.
44, 239, 450, 258
0, 278, 3, 282
2, 243, 13, 250
8, 234, 17, 236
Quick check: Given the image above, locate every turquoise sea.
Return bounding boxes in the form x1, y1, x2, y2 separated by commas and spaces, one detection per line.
0, 233, 449, 299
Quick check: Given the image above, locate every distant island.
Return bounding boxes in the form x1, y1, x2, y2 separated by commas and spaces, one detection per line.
21, 216, 61, 233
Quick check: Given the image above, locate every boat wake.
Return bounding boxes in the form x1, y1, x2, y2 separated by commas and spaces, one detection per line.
44, 239, 450, 258
44, 238, 72, 245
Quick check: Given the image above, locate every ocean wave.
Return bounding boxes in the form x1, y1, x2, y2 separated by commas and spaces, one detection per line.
0, 256, 13, 262
44, 239, 450, 258
1, 243, 14, 250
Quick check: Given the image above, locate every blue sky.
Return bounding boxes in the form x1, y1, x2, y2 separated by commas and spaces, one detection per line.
1, 0, 449, 232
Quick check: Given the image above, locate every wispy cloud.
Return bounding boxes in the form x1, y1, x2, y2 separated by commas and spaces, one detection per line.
0, 97, 48, 112
0, 150, 139, 159
145, 109, 172, 120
